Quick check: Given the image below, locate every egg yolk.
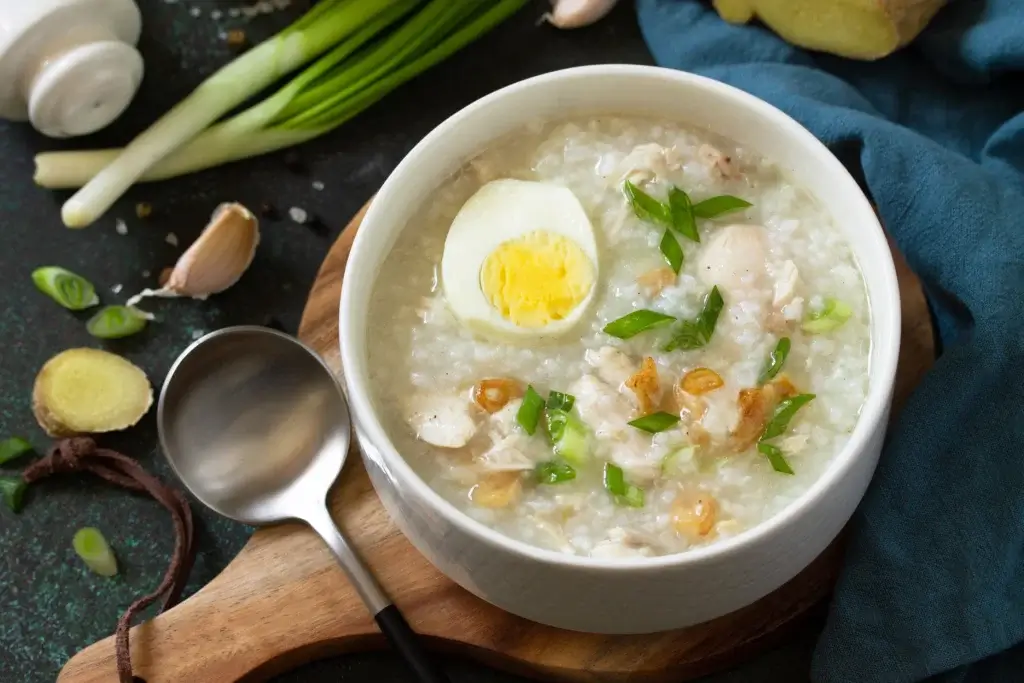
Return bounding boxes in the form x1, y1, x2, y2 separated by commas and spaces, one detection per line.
479, 230, 594, 328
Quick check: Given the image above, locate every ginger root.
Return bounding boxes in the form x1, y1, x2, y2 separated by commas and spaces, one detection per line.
33, 349, 153, 437
712, 0, 947, 60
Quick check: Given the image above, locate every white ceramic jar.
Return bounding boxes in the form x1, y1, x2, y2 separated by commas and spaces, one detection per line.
340, 65, 902, 635
0, 0, 143, 138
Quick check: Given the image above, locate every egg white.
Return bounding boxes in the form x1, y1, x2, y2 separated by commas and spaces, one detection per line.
440, 178, 599, 343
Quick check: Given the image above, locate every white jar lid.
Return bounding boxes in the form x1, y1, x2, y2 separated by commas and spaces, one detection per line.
28, 40, 144, 138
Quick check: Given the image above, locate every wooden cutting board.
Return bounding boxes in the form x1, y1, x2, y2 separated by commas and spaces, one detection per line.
58, 200, 936, 683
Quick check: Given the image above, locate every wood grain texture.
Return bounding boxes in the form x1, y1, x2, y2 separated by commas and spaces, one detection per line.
59, 200, 935, 683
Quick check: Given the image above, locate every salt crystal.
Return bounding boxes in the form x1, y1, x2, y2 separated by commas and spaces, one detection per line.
192, 329, 206, 340
115, 219, 128, 235
273, 0, 291, 9
211, 10, 223, 20
256, 1, 274, 14
111, 284, 123, 294
190, 6, 201, 17
312, 180, 324, 191
166, 232, 179, 247
142, 270, 151, 278
229, 8, 241, 17
288, 207, 308, 224
242, 6, 259, 18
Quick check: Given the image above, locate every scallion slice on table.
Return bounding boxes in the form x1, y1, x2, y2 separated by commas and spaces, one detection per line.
0, 437, 33, 466
516, 385, 545, 435
668, 187, 699, 242
86, 305, 148, 339
603, 309, 676, 339
692, 195, 752, 219
802, 298, 852, 334
31, 267, 98, 310
628, 412, 681, 434
73, 527, 119, 577
757, 337, 791, 385
0, 476, 26, 512
664, 286, 724, 351
536, 461, 576, 485
659, 229, 684, 273
603, 462, 644, 508
38, 0, 531, 215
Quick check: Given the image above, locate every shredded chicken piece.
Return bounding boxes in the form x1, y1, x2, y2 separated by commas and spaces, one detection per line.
671, 490, 718, 537
728, 377, 799, 451
614, 143, 683, 186
470, 471, 523, 508
698, 143, 738, 179
625, 356, 660, 415
477, 434, 535, 472
636, 267, 677, 297
681, 367, 725, 396
405, 394, 478, 448
585, 346, 635, 389
698, 224, 769, 293
590, 527, 662, 559
473, 377, 523, 414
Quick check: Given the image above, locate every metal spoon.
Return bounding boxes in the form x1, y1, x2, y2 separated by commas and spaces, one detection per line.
158, 325, 449, 683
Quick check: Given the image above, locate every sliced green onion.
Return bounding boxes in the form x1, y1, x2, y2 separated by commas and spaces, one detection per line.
0, 476, 26, 513
86, 305, 148, 339
757, 337, 791, 385
762, 393, 816, 441
536, 461, 576, 485
664, 286, 724, 351
550, 411, 589, 465
603, 309, 676, 340
802, 298, 853, 334
668, 187, 699, 242
692, 195, 752, 219
757, 442, 794, 475
0, 437, 33, 466
516, 385, 544, 435
73, 527, 119, 577
659, 229, 684, 273
623, 180, 671, 227
31, 267, 98, 310
603, 462, 645, 507
628, 412, 681, 434
661, 445, 697, 477
546, 391, 576, 412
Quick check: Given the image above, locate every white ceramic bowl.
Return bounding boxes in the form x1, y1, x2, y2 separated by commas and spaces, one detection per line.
340, 65, 901, 634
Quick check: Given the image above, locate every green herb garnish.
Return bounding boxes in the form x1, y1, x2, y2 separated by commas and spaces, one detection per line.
802, 298, 852, 334
0, 476, 26, 513
73, 527, 119, 577
624, 180, 671, 226
757, 337, 791, 385
668, 187, 699, 242
603, 309, 676, 340
516, 385, 545, 435
692, 195, 752, 219
756, 393, 815, 474
536, 461, 576, 484
664, 286, 724, 351
0, 437, 33, 466
31, 266, 99, 310
86, 305, 148, 339
757, 442, 794, 475
603, 462, 645, 508
762, 393, 816, 441
628, 412, 681, 434
546, 391, 576, 413
659, 229, 684, 273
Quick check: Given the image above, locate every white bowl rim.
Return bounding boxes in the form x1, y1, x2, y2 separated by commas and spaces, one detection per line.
340, 64, 901, 572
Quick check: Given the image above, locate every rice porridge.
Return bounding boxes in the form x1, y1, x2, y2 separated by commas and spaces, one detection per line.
367, 116, 870, 559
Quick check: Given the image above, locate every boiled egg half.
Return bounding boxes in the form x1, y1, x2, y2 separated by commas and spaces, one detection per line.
441, 179, 599, 342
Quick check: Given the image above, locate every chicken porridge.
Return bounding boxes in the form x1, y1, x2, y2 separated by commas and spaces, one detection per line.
367, 117, 870, 559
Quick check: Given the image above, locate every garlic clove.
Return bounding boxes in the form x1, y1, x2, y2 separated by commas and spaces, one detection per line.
545, 0, 620, 28
165, 202, 259, 298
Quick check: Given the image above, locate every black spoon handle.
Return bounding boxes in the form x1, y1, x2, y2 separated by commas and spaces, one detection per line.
375, 604, 451, 683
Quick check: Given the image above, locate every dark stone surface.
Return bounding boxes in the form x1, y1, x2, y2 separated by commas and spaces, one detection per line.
0, 1, 816, 681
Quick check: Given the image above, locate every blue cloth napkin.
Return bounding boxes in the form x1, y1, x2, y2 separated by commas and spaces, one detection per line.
635, 2, 1024, 681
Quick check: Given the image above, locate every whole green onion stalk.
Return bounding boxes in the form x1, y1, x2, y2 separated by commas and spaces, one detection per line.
40, 0, 529, 221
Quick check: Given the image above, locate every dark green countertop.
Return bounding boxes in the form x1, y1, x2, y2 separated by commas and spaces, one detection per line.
0, 1, 816, 681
